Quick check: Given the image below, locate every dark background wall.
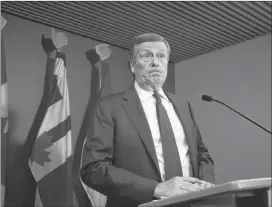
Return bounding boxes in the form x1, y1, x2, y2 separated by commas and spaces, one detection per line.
1, 13, 175, 206
175, 34, 271, 184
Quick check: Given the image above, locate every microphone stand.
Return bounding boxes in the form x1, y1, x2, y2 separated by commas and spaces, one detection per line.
212, 99, 272, 135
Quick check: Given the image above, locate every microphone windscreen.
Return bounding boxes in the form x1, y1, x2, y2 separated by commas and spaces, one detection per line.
202, 95, 213, 102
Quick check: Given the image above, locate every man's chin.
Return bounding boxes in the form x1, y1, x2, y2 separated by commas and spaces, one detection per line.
153, 77, 163, 83
148, 79, 164, 89
138, 77, 164, 89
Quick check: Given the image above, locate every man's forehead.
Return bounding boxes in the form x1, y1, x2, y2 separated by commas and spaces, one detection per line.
136, 41, 168, 51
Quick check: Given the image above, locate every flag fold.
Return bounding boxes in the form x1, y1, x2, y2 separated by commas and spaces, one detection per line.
28, 52, 73, 207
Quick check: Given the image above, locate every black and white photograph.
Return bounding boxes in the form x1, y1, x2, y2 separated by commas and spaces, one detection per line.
1, 1, 271, 207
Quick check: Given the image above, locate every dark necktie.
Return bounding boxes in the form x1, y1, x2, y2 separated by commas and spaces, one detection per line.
153, 91, 183, 180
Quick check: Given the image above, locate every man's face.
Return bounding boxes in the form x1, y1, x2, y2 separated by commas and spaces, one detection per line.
131, 41, 169, 91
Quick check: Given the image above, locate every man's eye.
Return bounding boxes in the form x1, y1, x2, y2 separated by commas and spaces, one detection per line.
143, 53, 151, 58
157, 53, 166, 59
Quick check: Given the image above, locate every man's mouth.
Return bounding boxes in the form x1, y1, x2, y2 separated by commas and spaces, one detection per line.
149, 69, 161, 74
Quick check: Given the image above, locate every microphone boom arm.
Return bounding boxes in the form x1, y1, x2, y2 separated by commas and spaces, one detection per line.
213, 99, 272, 135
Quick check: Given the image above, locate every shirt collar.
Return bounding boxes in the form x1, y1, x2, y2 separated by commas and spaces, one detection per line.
134, 81, 169, 103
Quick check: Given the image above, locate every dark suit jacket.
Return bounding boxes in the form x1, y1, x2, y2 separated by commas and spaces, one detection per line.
80, 85, 215, 207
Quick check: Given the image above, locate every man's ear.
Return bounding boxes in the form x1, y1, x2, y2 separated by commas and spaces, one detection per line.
130, 60, 135, 73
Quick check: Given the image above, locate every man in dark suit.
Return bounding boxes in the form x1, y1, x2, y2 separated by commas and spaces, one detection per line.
80, 33, 215, 207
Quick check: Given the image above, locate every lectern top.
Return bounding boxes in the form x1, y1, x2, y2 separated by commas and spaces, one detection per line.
139, 177, 271, 207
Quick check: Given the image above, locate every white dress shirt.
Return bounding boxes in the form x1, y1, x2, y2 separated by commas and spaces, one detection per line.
134, 81, 192, 181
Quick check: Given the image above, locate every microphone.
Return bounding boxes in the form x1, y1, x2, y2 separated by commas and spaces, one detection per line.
202, 95, 213, 102
202, 95, 272, 135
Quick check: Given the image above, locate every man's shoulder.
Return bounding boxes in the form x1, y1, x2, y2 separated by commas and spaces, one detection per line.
165, 92, 191, 109
98, 86, 133, 107
165, 91, 175, 98
165, 92, 188, 103
99, 90, 125, 104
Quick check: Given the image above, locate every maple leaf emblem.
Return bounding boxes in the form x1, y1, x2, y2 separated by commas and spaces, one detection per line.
30, 132, 54, 166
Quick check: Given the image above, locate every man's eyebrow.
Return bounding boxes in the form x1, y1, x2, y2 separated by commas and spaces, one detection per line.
138, 49, 152, 52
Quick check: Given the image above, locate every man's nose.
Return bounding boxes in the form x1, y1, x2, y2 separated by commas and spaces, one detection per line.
151, 56, 160, 66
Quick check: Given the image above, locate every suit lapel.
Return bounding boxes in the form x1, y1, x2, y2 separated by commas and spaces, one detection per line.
121, 86, 161, 177
166, 93, 198, 177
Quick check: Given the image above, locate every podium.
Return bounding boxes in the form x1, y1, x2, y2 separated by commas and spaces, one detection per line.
139, 177, 271, 207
